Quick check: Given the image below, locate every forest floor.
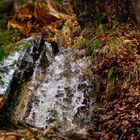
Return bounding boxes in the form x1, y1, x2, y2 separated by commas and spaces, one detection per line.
83, 23, 140, 140
0, 1, 140, 140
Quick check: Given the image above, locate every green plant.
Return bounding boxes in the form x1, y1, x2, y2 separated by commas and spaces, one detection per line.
87, 40, 103, 55
0, 30, 19, 46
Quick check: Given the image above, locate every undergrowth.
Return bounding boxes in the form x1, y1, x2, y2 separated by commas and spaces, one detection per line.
75, 23, 140, 139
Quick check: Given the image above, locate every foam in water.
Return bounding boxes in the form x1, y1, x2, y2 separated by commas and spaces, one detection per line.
0, 38, 94, 132
0, 51, 22, 94
26, 49, 94, 131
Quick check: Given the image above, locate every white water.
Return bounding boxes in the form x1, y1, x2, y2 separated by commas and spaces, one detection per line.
0, 48, 24, 95
26, 48, 94, 131
0, 38, 95, 132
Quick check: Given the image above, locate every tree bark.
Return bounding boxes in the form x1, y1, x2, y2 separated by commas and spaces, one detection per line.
70, 0, 137, 29
70, 0, 97, 29
135, 0, 140, 29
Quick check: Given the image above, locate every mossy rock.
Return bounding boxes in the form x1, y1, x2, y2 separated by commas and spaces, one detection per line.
0, 30, 31, 61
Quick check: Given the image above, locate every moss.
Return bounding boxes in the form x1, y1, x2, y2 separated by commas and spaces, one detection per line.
3, 41, 30, 58
0, 30, 30, 60
0, 30, 19, 46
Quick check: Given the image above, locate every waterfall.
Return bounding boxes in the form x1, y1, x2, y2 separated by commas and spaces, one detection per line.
0, 36, 95, 132
0, 45, 25, 95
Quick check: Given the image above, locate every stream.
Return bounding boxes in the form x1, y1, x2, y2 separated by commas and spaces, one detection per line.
0, 36, 95, 132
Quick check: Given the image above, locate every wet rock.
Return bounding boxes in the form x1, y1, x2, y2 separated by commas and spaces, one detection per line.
0, 95, 6, 110
50, 41, 59, 55
11, 47, 95, 132
5, 36, 50, 109
0, 36, 96, 133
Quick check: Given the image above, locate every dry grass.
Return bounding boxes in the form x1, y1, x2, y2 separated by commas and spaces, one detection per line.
82, 23, 140, 139
100, 37, 125, 57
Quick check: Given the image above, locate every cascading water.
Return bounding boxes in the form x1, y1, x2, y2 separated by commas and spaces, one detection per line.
0, 36, 95, 132
26, 48, 95, 131
0, 45, 25, 95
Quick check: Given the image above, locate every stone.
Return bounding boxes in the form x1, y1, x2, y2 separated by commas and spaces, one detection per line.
0, 95, 6, 110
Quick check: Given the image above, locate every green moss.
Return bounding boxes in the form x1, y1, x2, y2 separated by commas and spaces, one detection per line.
0, 30, 31, 60
0, 30, 19, 46
6, 41, 30, 55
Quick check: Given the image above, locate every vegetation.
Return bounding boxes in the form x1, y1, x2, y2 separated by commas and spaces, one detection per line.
0, 30, 18, 60
0, 30, 25, 60
0, 0, 140, 140
71, 21, 140, 139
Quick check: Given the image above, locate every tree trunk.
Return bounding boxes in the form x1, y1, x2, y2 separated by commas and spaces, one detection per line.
70, 0, 97, 29
135, 0, 140, 29
70, 0, 137, 29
